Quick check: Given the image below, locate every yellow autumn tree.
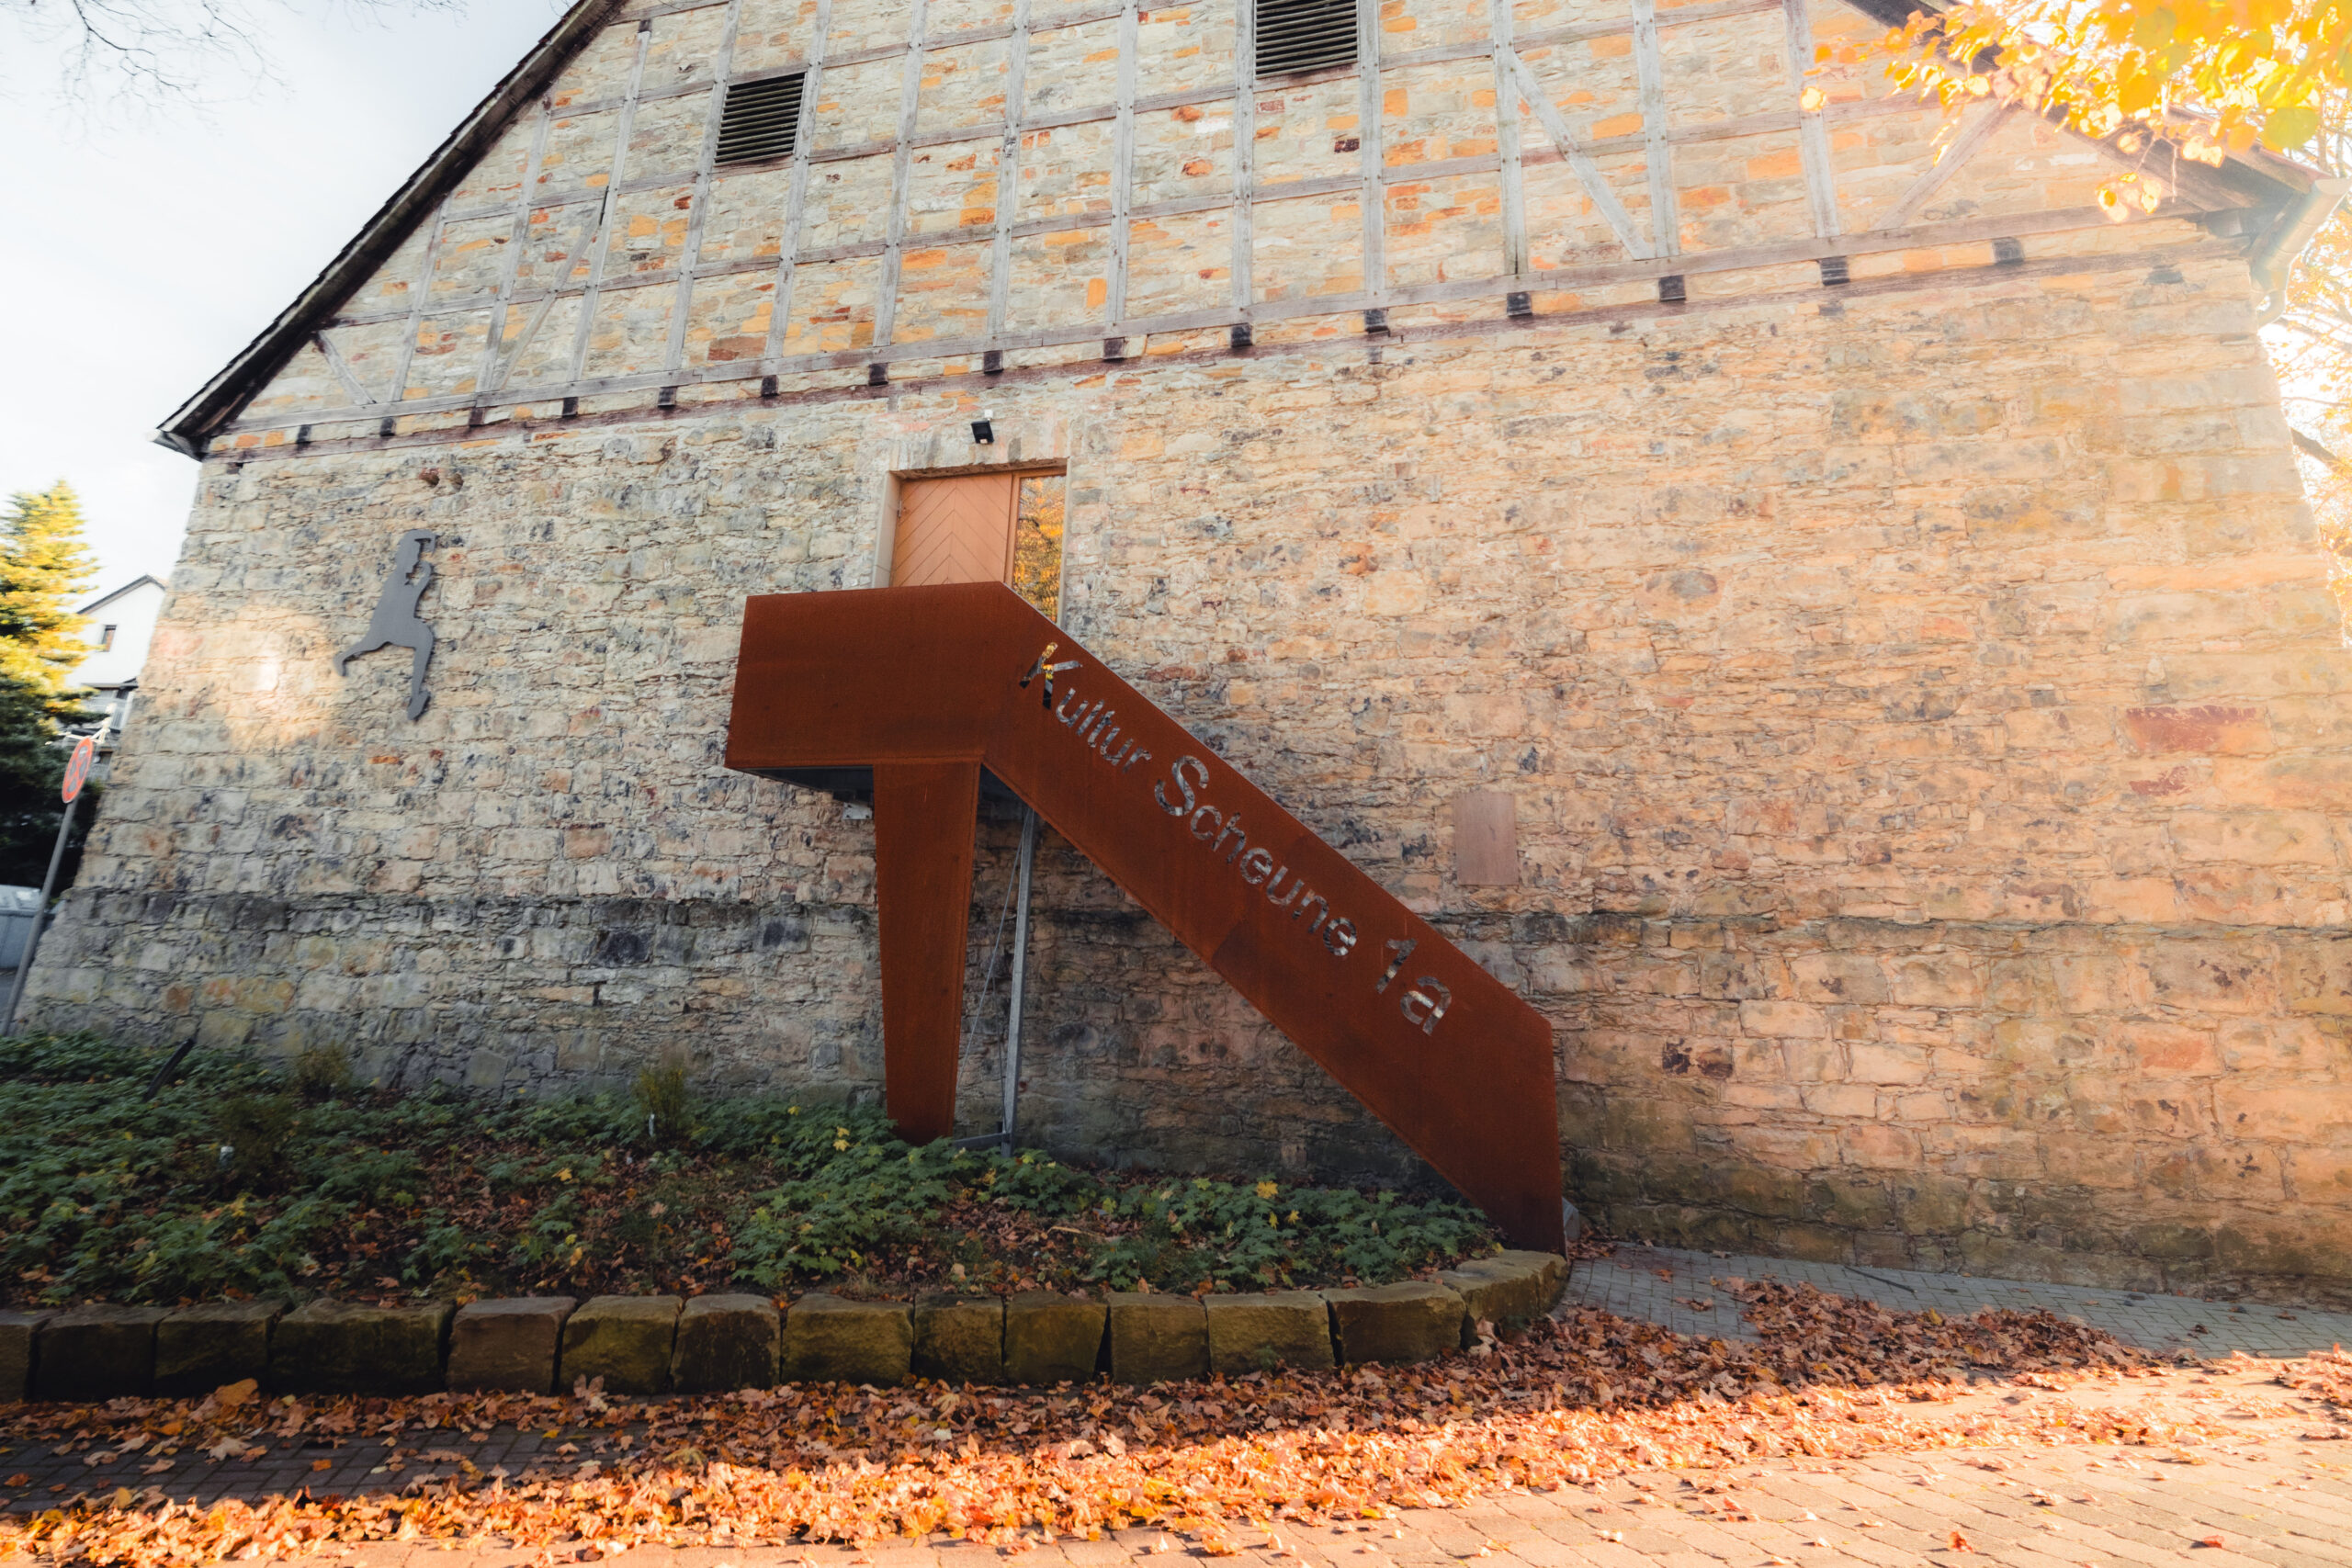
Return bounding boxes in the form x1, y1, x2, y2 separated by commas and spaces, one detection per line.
1864, 0, 2347, 169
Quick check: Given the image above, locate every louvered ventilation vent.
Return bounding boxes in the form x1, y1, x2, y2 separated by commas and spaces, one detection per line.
1255, 0, 1355, 78
716, 73, 805, 165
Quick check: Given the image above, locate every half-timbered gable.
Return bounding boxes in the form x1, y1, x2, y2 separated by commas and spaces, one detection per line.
197, 0, 2278, 441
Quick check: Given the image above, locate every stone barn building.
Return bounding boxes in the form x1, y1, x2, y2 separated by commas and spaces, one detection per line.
34, 0, 2352, 1294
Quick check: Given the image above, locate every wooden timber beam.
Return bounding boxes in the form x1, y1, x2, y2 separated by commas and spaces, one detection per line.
209, 237, 2236, 464
224, 205, 2224, 440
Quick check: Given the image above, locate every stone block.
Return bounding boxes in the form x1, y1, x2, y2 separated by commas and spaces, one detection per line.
1322, 1282, 1464, 1366
1003, 1292, 1104, 1385
273, 1300, 452, 1395
673, 1293, 779, 1393
1204, 1292, 1335, 1376
912, 1294, 1003, 1384
0, 1310, 53, 1402
1476, 1249, 1569, 1307
1436, 1265, 1542, 1345
32, 1303, 168, 1401
447, 1297, 574, 1393
559, 1295, 681, 1396
155, 1300, 284, 1397
1106, 1293, 1206, 1386
781, 1295, 911, 1386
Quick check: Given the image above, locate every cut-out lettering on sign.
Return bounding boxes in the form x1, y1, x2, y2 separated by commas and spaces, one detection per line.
725, 582, 1564, 1252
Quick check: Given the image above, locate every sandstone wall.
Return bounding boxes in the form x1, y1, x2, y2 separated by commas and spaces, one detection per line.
44, 209, 2350, 1297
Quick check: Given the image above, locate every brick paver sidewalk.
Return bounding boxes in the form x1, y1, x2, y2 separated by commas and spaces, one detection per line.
11, 1257, 2352, 1563
24, 1359, 2347, 1568
1565, 1245, 2352, 1358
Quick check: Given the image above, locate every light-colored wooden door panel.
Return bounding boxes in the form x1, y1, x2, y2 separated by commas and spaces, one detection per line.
893, 473, 1017, 589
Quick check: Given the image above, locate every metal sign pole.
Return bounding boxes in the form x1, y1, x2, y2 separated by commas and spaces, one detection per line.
5, 789, 84, 1034
998, 805, 1040, 1146
5, 705, 119, 1034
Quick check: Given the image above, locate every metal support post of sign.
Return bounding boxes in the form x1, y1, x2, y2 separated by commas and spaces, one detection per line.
3, 795, 79, 1032
5, 703, 119, 1034
999, 804, 1039, 1147
946, 803, 1040, 1155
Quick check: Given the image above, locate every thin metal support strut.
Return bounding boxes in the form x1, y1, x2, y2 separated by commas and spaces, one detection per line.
5, 700, 124, 1033
1001, 805, 1038, 1145
948, 803, 1040, 1152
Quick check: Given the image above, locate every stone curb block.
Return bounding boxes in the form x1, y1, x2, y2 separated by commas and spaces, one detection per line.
561, 1295, 681, 1396
1322, 1281, 1464, 1366
1106, 1293, 1206, 1385
274, 1300, 452, 1395
1204, 1292, 1335, 1375
1489, 1249, 1569, 1303
156, 1300, 284, 1397
449, 1297, 575, 1393
1437, 1251, 1571, 1346
913, 1294, 1003, 1384
673, 1294, 779, 1393
33, 1304, 168, 1402
783, 1295, 911, 1386
0, 1310, 54, 1402
1438, 1259, 1549, 1346
1005, 1292, 1105, 1385
6, 1255, 1567, 1399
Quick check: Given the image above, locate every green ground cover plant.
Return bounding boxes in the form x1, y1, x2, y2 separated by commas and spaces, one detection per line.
0, 1032, 1496, 1306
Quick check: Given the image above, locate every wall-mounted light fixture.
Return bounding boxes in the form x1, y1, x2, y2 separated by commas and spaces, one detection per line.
971, 414, 996, 445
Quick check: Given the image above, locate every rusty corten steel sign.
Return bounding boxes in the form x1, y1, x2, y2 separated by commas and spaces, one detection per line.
725, 581, 1565, 1254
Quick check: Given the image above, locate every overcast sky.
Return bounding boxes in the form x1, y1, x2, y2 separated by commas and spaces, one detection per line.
0, 0, 567, 599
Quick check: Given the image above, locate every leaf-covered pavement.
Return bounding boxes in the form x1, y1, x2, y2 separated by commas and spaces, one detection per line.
13, 1284, 2346, 1565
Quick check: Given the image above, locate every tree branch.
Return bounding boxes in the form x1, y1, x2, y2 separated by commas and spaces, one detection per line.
2293, 427, 2351, 474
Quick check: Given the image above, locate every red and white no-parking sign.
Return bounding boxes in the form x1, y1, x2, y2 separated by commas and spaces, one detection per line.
61, 736, 95, 804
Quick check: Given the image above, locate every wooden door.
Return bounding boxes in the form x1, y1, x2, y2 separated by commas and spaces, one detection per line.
891, 472, 1018, 589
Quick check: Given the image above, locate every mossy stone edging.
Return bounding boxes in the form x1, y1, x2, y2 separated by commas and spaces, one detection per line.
34, 1304, 170, 1401
673, 1293, 780, 1393
275, 1299, 452, 1395
1106, 1292, 1206, 1385
1005, 1291, 1107, 1385
560, 1294, 682, 1396
1204, 1292, 1334, 1375
912, 1294, 1003, 1383
1321, 1281, 1465, 1365
783, 1294, 912, 1385
155, 1299, 284, 1397
449, 1296, 574, 1393
0, 1310, 54, 1403
6, 1250, 1567, 1401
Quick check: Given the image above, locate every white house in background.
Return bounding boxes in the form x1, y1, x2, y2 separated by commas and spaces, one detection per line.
71, 576, 167, 734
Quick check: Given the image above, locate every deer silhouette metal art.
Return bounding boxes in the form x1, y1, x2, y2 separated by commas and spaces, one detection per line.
336, 530, 440, 720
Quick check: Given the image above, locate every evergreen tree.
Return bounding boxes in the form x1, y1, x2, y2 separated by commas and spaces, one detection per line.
0, 484, 100, 888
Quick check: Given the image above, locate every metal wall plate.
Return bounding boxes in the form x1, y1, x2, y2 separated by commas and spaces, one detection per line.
335, 530, 440, 721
